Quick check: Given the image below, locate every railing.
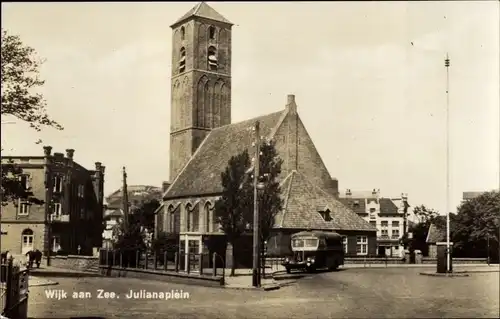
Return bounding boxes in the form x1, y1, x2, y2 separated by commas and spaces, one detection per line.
99, 249, 225, 282
1, 258, 29, 319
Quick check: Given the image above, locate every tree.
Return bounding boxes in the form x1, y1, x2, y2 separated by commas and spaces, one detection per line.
245, 140, 283, 251
1, 160, 44, 206
214, 150, 253, 276
151, 231, 179, 264
130, 198, 160, 234
1, 29, 63, 132
407, 205, 441, 255
452, 191, 500, 261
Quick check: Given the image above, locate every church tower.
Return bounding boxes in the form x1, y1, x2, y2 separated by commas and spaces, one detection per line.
169, 2, 233, 181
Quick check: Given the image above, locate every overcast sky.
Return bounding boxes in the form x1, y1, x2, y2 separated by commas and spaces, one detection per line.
1, 2, 498, 214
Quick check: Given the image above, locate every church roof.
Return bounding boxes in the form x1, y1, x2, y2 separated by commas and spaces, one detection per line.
172, 2, 233, 27
276, 171, 376, 232
164, 110, 287, 199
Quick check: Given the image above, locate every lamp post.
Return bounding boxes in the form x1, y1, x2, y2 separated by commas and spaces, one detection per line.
252, 121, 261, 288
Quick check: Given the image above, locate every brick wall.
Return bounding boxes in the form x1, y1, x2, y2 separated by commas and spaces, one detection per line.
0, 223, 46, 254
51, 255, 99, 272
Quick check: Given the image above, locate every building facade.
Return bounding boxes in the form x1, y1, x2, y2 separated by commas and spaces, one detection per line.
155, 2, 377, 270
1, 146, 105, 257
340, 190, 410, 257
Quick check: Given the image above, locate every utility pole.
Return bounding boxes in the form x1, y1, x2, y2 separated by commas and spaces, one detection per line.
252, 121, 261, 288
445, 53, 451, 273
122, 167, 129, 233
402, 193, 408, 249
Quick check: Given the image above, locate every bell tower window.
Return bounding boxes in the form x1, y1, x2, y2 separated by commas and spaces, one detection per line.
209, 26, 216, 40
179, 47, 186, 73
208, 46, 217, 71
180, 26, 185, 40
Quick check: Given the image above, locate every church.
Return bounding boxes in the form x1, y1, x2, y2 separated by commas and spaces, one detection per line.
155, 2, 377, 269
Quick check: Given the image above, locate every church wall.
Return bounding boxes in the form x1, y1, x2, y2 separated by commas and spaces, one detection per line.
273, 112, 339, 197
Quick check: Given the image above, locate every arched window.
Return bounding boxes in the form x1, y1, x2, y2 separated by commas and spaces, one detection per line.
209, 26, 216, 40
186, 203, 192, 232
179, 47, 186, 73
168, 205, 175, 233
22, 229, 33, 236
204, 202, 212, 232
208, 46, 217, 71
180, 26, 185, 40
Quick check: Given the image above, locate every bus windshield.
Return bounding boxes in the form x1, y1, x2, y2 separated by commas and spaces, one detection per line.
291, 238, 319, 249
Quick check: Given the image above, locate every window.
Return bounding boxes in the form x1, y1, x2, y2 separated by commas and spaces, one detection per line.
53, 175, 63, 193
291, 238, 318, 248
179, 47, 186, 73
51, 235, 61, 252
391, 229, 400, 239
78, 185, 85, 198
19, 174, 30, 190
207, 46, 217, 71
209, 26, 216, 40
369, 221, 376, 227
342, 236, 348, 253
356, 236, 368, 255
169, 208, 175, 233
18, 200, 30, 215
180, 26, 185, 40
381, 220, 388, 228
381, 229, 389, 237
369, 208, 376, 213
52, 202, 62, 217
205, 203, 211, 232
392, 221, 400, 228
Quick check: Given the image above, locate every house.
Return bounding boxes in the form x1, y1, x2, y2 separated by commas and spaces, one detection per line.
339, 190, 410, 257
1, 146, 104, 257
102, 184, 165, 249
425, 223, 446, 258
154, 2, 377, 270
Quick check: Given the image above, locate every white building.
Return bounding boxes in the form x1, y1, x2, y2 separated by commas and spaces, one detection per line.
340, 189, 411, 257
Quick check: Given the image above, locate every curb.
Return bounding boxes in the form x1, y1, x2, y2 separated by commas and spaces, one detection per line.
224, 279, 297, 291
419, 272, 469, 277
29, 280, 59, 287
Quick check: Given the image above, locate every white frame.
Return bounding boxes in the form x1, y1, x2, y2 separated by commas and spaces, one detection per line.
18, 199, 30, 215
21, 234, 34, 254
356, 236, 368, 256
53, 175, 63, 193
391, 229, 400, 239
19, 174, 30, 189
52, 202, 62, 217
342, 236, 348, 254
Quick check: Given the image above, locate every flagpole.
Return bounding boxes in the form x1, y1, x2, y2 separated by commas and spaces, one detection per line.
445, 54, 451, 273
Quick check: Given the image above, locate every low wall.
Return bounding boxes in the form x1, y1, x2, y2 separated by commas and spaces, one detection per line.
50, 255, 99, 272
345, 257, 404, 265
99, 266, 223, 287
422, 257, 487, 264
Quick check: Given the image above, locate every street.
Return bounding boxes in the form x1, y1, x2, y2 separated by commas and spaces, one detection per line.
27, 267, 499, 318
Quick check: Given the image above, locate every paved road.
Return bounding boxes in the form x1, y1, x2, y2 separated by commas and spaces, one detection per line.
28, 268, 499, 318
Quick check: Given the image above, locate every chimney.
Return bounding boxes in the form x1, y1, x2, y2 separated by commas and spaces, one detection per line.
65, 149, 75, 160
95, 162, 102, 171
43, 146, 52, 156
345, 189, 352, 198
286, 94, 297, 113
372, 188, 380, 198
100, 165, 106, 174
162, 181, 171, 192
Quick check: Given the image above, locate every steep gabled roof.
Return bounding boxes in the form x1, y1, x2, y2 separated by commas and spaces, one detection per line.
172, 2, 233, 27
426, 223, 446, 244
379, 198, 399, 215
338, 198, 366, 215
276, 171, 376, 232
164, 110, 286, 199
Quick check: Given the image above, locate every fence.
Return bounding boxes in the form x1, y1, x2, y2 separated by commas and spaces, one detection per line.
1, 258, 29, 319
99, 249, 226, 277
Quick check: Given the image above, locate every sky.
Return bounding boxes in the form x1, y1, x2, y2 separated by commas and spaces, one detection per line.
1, 1, 499, 215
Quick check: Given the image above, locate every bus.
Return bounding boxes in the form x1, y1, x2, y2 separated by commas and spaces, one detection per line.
282, 230, 344, 273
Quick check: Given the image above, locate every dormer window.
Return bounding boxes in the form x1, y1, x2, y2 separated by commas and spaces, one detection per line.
180, 26, 185, 40
179, 47, 186, 73
209, 26, 216, 40
319, 207, 332, 222
207, 46, 217, 71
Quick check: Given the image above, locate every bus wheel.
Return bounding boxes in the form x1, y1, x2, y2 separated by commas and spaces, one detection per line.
286, 267, 291, 274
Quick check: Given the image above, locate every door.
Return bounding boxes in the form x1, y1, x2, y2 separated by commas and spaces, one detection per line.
52, 235, 61, 253
377, 246, 385, 257
21, 235, 34, 254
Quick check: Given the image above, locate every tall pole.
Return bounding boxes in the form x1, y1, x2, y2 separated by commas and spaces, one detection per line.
122, 167, 129, 233
445, 53, 451, 273
252, 121, 261, 287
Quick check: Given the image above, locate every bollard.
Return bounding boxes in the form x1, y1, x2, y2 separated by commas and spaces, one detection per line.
174, 252, 179, 272
145, 251, 148, 270
164, 251, 168, 271
199, 254, 204, 275
113, 250, 116, 267
120, 252, 123, 268
212, 253, 217, 276
136, 251, 140, 268
186, 253, 191, 274
154, 252, 157, 270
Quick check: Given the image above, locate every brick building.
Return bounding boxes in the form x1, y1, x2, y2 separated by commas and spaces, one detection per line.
155, 2, 376, 269
1, 146, 105, 257
340, 190, 410, 257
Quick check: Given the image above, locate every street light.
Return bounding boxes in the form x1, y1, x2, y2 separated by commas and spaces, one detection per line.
252, 121, 261, 288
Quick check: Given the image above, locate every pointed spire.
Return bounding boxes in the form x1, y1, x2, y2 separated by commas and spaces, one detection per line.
171, 2, 233, 28
122, 167, 130, 231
